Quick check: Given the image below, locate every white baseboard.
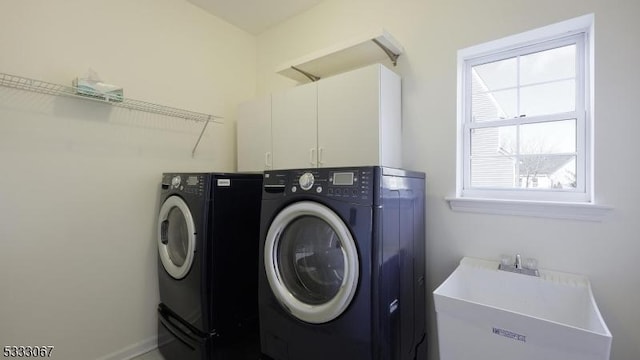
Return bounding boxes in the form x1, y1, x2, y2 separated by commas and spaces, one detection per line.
96, 336, 157, 360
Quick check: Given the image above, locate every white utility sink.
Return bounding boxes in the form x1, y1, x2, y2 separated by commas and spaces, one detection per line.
433, 257, 612, 360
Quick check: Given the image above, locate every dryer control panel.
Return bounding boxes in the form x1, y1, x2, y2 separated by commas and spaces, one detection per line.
263, 167, 374, 203
161, 173, 206, 196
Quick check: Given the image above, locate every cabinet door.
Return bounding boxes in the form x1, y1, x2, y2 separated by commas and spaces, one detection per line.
272, 83, 318, 169
318, 64, 401, 168
237, 96, 272, 172
317, 64, 381, 167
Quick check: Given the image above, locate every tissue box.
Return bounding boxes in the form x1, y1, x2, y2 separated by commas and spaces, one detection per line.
73, 78, 123, 102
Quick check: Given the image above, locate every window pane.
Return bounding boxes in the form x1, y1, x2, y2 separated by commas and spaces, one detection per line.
472, 89, 517, 122
471, 126, 516, 156
520, 45, 576, 85
518, 155, 576, 189
471, 157, 516, 188
519, 120, 576, 154
520, 80, 575, 117
471, 120, 576, 189
472, 57, 518, 122
473, 57, 517, 90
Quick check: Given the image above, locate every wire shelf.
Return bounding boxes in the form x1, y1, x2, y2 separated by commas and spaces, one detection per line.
0, 72, 223, 123
0, 72, 223, 156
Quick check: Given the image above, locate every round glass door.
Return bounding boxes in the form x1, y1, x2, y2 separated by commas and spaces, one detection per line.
158, 196, 196, 279
264, 201, 359, 324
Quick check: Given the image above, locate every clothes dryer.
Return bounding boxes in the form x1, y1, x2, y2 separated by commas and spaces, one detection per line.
157, 172, 262, 360
258, 167, 427, 360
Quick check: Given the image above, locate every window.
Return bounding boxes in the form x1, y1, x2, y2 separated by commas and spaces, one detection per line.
465, 36, 584, 201
450, 15, 609, 220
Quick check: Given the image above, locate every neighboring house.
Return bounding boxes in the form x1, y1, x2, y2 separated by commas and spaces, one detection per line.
470, 69, 516, 188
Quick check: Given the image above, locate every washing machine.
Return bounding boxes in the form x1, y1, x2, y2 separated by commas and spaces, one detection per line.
157, 172, 263, 360
258, 166, 427, 360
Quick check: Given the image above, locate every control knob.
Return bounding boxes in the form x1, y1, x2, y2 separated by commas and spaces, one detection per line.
298, 172, 315, 191
171, 176, 181, 188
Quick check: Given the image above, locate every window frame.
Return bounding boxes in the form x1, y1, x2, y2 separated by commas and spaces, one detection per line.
449, 14, 612, 220
463, 34, 587, 202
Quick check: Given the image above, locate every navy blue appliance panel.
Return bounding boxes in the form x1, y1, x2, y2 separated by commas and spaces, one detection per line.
408, 175, 427, 356
205, 174, 263, 338
378, 188, 401, 360
375, 169, 427, 360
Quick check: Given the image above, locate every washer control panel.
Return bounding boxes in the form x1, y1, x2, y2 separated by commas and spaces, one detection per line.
264, 168, 373, 203
324, 169, 372, 201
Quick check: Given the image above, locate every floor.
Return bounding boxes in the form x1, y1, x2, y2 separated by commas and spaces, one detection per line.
131, 348, 269, 360
132, 348, 270, 360
131, 349, 164, 360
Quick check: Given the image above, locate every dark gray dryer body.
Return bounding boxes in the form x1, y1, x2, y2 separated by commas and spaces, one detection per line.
156, 172, 263, 360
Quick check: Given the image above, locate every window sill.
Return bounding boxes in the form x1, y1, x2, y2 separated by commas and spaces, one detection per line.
445, 197, 612, 221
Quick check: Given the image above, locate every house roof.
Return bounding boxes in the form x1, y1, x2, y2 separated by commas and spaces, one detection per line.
519, 154, 574, 176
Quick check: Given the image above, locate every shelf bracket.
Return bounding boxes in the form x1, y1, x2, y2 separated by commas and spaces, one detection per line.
191, 115, 211, 158
290, 66, 321, 82
372, 39, 400, 66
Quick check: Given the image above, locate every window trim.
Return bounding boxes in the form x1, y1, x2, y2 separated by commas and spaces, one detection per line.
445, 196, 612, 222
449, 14, 611, 220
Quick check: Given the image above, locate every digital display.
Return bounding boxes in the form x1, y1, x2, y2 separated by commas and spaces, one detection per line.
186, 176, 199, 186
333, 172, 354, 186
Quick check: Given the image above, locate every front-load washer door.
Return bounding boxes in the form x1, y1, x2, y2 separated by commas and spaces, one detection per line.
264, 201, 359, 324
158, 196, 196, 280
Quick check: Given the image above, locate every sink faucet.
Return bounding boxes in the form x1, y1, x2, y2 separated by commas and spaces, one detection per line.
499, 254, 539, 277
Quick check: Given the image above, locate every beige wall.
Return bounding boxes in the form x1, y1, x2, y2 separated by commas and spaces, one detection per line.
0, 0, 255, 359
256, 1, 640, 359
2, 1, 639, 359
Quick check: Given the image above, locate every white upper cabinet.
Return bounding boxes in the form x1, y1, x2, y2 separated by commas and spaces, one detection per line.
271, 83, 318, 169
317, 63, 401, 168
237, 95, 272, 172
237, 63, 401, 171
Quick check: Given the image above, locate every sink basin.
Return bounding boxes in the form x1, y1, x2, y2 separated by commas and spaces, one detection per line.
433, 257, 611, 360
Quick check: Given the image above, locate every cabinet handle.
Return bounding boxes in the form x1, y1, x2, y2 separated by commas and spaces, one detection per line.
310, 148, 317, 166
318, 147, 324, 165
265, 152, 272, 169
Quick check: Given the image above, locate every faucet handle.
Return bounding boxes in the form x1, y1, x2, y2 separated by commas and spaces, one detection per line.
523, 257, 538, 270
498, 254, 540, 277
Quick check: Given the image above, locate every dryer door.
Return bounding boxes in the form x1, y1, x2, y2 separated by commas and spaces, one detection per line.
264, 201, 359, 324
158, 195, 196, 280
